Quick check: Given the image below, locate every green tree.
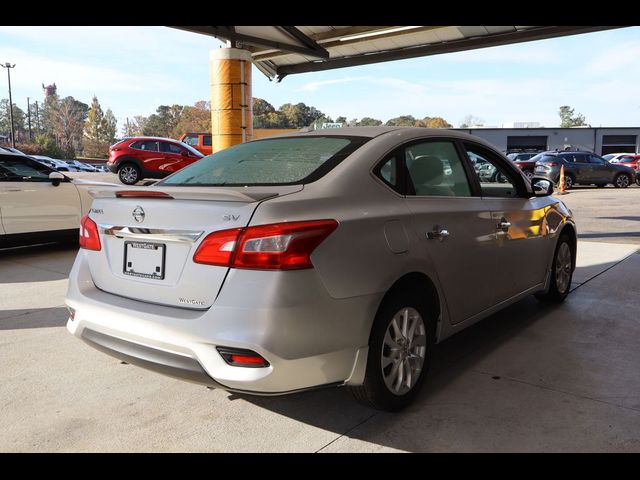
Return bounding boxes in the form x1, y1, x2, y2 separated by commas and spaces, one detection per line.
83, 95, 105, 157
0, 99, 27, 143
35, 133, 64, 158
385, 115, 416, 127
279, 102, 325, 128
143, 104, 183, 137
172, 102, 210, 137
336, 116, 347, 124
358, 117, 383, 126
558, 105, 587, 127
253, 97, 275, 116
101, 109, 117, 144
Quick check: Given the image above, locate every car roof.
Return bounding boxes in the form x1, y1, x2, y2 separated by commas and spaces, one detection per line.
128, 136, 184, 143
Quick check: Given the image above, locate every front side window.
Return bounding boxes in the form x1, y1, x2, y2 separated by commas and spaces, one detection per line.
160, 136, 368, 186
405, 141, 471, 197
0, 156, 52, 181
464, 143, 520, 198
161, 142, 186, 155
203, 135, 212, 147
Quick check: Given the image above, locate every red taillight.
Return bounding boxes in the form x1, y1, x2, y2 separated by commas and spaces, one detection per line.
115, 191, 173, 199
193, 228, 242, 266
193, 220, 338, 270
79, 214, 101, 251
546, 162, 557, 167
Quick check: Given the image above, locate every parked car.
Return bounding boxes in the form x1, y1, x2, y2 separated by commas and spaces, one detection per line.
30, 155, 80, 172
180, 132, 213, 156
507, 152, 539, 162
66, 127, 576, 411
609, 154, 640, 169
533, 151, 636, 189
0, 146, 26, 155
107, 137, 205, 185
602, 152, 636, 163
64, 160, 100, 172
0, 152, 117, 247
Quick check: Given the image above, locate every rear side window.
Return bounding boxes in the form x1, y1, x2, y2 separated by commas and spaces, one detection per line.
203, 135, 212, 146
131, 141, 159, 152
160, 136, 368, 186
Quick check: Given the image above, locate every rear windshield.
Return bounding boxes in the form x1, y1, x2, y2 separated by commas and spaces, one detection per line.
159, 136, 369, 186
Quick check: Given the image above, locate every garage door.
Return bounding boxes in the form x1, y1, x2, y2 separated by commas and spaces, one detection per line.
601, 135, 637, 155
507, 136, 548, 152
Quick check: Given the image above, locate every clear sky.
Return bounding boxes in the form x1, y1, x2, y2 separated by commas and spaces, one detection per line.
1, 26, 638, 133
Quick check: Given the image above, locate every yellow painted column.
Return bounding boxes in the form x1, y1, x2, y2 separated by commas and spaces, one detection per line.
210, 48, 253, 153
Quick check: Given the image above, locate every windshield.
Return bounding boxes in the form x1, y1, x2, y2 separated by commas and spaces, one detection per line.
160, 136, 368, 186
534, 154, 559, 163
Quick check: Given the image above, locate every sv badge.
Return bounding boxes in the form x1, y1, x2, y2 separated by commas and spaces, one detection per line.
222, 214, 240, 222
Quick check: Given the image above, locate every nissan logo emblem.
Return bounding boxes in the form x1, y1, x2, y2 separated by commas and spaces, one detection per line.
132, 206, 145, 223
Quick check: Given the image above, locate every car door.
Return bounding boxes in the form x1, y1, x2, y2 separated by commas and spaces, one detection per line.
159, 141, 193, 173
400, 139, 500, 324
569, 153, 592, 183
587, 154, 610, 182
134, 140, 163, 172
462, 142, 552, 300
0, 154, 81, 234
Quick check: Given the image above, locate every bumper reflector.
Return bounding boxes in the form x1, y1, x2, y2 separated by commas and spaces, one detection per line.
217, 347, 269, 368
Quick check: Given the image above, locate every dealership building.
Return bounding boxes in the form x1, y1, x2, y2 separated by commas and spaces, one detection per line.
452, 127, 640, 155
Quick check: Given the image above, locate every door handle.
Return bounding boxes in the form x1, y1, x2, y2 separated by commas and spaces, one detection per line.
497, 218, 511, 232
427, 227, 450, 241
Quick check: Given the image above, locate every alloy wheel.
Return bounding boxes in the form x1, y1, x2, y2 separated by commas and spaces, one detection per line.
555, 242, 572, 294
616, 174, 630, 188
381, 307, 427, 396
120, 166, 138, 184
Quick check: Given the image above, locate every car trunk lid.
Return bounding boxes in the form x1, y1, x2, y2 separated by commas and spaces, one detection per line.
84, 185, 301, 309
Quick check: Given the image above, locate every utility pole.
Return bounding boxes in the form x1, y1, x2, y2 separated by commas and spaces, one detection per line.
27, 96, 32, 141
35, 101, 40, 132
1, 62, 16, 147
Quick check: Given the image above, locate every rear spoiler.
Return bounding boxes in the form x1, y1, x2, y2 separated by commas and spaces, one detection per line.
87, 185, 292, 203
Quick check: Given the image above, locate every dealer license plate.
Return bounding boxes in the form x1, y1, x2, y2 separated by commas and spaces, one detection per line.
123, 241, 166, 280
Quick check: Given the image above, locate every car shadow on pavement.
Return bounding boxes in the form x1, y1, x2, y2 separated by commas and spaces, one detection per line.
231, 295, 556, 450
0, 242, 77, 283
0, 307, 69, 330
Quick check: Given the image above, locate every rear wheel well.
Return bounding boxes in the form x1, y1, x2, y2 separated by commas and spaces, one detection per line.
560, 223, 577, 270
378, 272, 441, 334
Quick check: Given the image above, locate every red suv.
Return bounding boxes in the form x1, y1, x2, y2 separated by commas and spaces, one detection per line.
107, 137, 204, 185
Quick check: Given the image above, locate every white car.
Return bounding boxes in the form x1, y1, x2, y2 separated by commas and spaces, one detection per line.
0, 151, 117, 247
603, 152, 636, 163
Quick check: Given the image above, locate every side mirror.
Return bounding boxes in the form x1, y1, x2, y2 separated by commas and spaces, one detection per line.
531, 177, 553, 196
49, 171, 65, 187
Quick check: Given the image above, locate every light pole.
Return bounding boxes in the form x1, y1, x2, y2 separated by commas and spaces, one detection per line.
1, 62, 16, 148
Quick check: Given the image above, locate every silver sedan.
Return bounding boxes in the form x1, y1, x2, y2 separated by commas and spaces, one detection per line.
65, 127, 576, 411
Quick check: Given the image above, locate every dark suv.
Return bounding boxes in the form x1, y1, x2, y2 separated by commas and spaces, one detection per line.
107, 137, 204, 185
533, 151, 636, 189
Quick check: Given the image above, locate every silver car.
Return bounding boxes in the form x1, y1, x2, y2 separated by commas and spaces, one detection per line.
66, 127, 576, 411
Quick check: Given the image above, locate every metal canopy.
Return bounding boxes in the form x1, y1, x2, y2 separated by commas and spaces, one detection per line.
171, 26, 622, 81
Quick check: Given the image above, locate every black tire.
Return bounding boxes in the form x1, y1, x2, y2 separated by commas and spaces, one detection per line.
118, 163, 141, 185
636, 176, 640, 187
613, 173, 630, 189
562, 174, 575, 190
535, 233, 574, 303
523, 170, 534, 180
349, 288, 435, 411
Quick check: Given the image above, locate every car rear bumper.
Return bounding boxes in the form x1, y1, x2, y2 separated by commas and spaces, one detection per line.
65, 251, 377, 394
